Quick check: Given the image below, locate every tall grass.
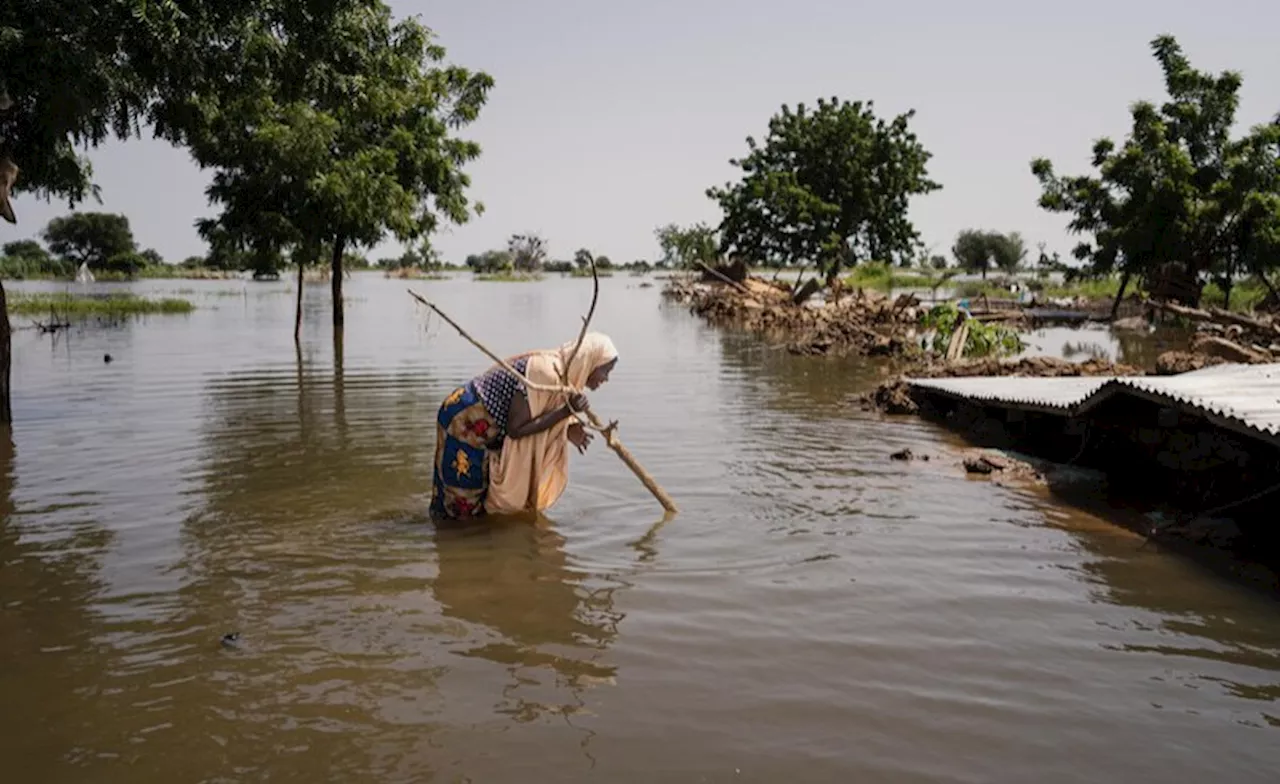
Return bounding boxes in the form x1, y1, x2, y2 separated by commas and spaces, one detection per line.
844, 261, 941, 292
7, 292, 195, 319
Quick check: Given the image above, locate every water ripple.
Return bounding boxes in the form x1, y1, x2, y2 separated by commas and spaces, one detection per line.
1, 276, 1278, 783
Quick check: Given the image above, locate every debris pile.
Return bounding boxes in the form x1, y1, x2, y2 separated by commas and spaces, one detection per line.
1149, 301, 1280, 364
662, 277, 925, 358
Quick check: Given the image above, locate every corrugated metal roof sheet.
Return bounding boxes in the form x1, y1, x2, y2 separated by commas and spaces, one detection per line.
905, 363, 1280, 446
906, 376, 1109, 412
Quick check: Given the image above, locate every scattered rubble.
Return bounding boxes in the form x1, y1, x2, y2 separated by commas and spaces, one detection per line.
887, 445, 1049, 488
666, 276, 1275, 397
1154, 351, 1227, 376
1149, 300, 1280, 365
663, 276, 925, 358
913, 355, 1141, 379
868, 380, 920, 415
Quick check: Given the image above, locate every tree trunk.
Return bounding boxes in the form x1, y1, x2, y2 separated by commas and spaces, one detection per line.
0, 279, 10, 424
824, 263, 842, 289
331, 235, 346, 330
333, 327, 347, 439
1256, 273, 1280, 308
294, 261, 305, 343
1109, 270, 1131, 321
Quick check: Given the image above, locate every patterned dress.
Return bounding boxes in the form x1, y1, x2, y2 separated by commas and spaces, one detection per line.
430, 357, 530, 519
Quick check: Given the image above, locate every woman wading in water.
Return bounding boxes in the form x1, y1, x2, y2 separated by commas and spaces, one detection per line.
430, 332, 618, 519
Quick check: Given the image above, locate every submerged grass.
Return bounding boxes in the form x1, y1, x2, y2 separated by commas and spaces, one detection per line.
568, 267, 615, 278
8, 292, 195, 319
474, 271, 544, 282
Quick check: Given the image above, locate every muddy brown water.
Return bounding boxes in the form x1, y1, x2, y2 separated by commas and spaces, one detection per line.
1, 274, 1277, 783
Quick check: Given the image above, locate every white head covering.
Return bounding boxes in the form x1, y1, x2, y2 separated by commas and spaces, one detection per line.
555, 332, 618, 391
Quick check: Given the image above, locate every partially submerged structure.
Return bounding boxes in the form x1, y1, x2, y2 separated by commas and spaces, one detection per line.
903, 363, 1280, 550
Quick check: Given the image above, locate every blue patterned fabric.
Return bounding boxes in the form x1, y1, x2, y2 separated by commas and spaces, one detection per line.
430, 383, 499, 519
471, 356, 529, 436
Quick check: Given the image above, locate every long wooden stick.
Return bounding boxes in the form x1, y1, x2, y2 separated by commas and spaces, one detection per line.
585, 411, 678, 512
408, 289, 571, 394
408, 285, 678, 513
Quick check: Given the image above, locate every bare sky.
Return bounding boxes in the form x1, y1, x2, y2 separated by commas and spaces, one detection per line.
7, 0, 1280, 265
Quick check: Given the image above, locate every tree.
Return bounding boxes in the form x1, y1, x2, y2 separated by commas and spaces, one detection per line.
2, 240, 47, 261
654, 223, 718, 269
508, 233, 547, 272
952, 229, 994, 278
0, 238, 66, 278
707, 97, 940, 300
989, 231, 1027, 273
0, 0, 373, 421
1031, 35, 1280, 313
41, 213, 136, 269
171, 3, 491, 338
573, 248, 594, 270
0, 1, 200, 422
929, 255, 948, 270
952, 229, 1025, 278
465, 249, 512, 274
595, 255, 613, 270
105, 250, 148, 277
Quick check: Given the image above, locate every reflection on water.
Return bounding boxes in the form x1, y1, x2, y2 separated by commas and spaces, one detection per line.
1, 274, 1277, 782
1019, 324, 1192, 369
432, 520, 623, 725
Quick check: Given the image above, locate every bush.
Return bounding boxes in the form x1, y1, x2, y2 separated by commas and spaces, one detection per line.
104, 251, 150, 277
920, 303, 1025, 358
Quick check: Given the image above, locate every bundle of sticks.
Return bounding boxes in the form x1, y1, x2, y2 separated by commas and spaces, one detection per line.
408, 258, 677, 513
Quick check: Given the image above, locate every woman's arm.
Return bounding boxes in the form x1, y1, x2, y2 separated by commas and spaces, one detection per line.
506, 389, 588, 440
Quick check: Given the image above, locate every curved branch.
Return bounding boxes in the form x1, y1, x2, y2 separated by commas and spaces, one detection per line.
560, 253, 600, 386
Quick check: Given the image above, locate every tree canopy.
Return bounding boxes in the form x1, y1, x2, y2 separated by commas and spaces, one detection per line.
952, 229, 1026, 278
707, 97, 940, 285
41, 212, 136, 269
170, 2, 492, 327
654, 223, 718, 269
508, 233, 547, 272
1031, 34, 1280, 307
0, 1, 158, 213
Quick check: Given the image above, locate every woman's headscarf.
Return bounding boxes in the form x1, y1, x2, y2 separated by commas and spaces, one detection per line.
554, 332, 619, 391
485, 332, 618, 516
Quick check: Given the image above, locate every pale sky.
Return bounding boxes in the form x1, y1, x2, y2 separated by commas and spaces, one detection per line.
6, 0, 1280, 265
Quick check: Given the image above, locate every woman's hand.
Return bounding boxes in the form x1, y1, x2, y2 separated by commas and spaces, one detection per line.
567, 423, 593, 454
567, 392, 590, 413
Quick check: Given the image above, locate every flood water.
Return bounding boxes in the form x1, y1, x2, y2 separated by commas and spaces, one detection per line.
2, 273, 1278, 783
